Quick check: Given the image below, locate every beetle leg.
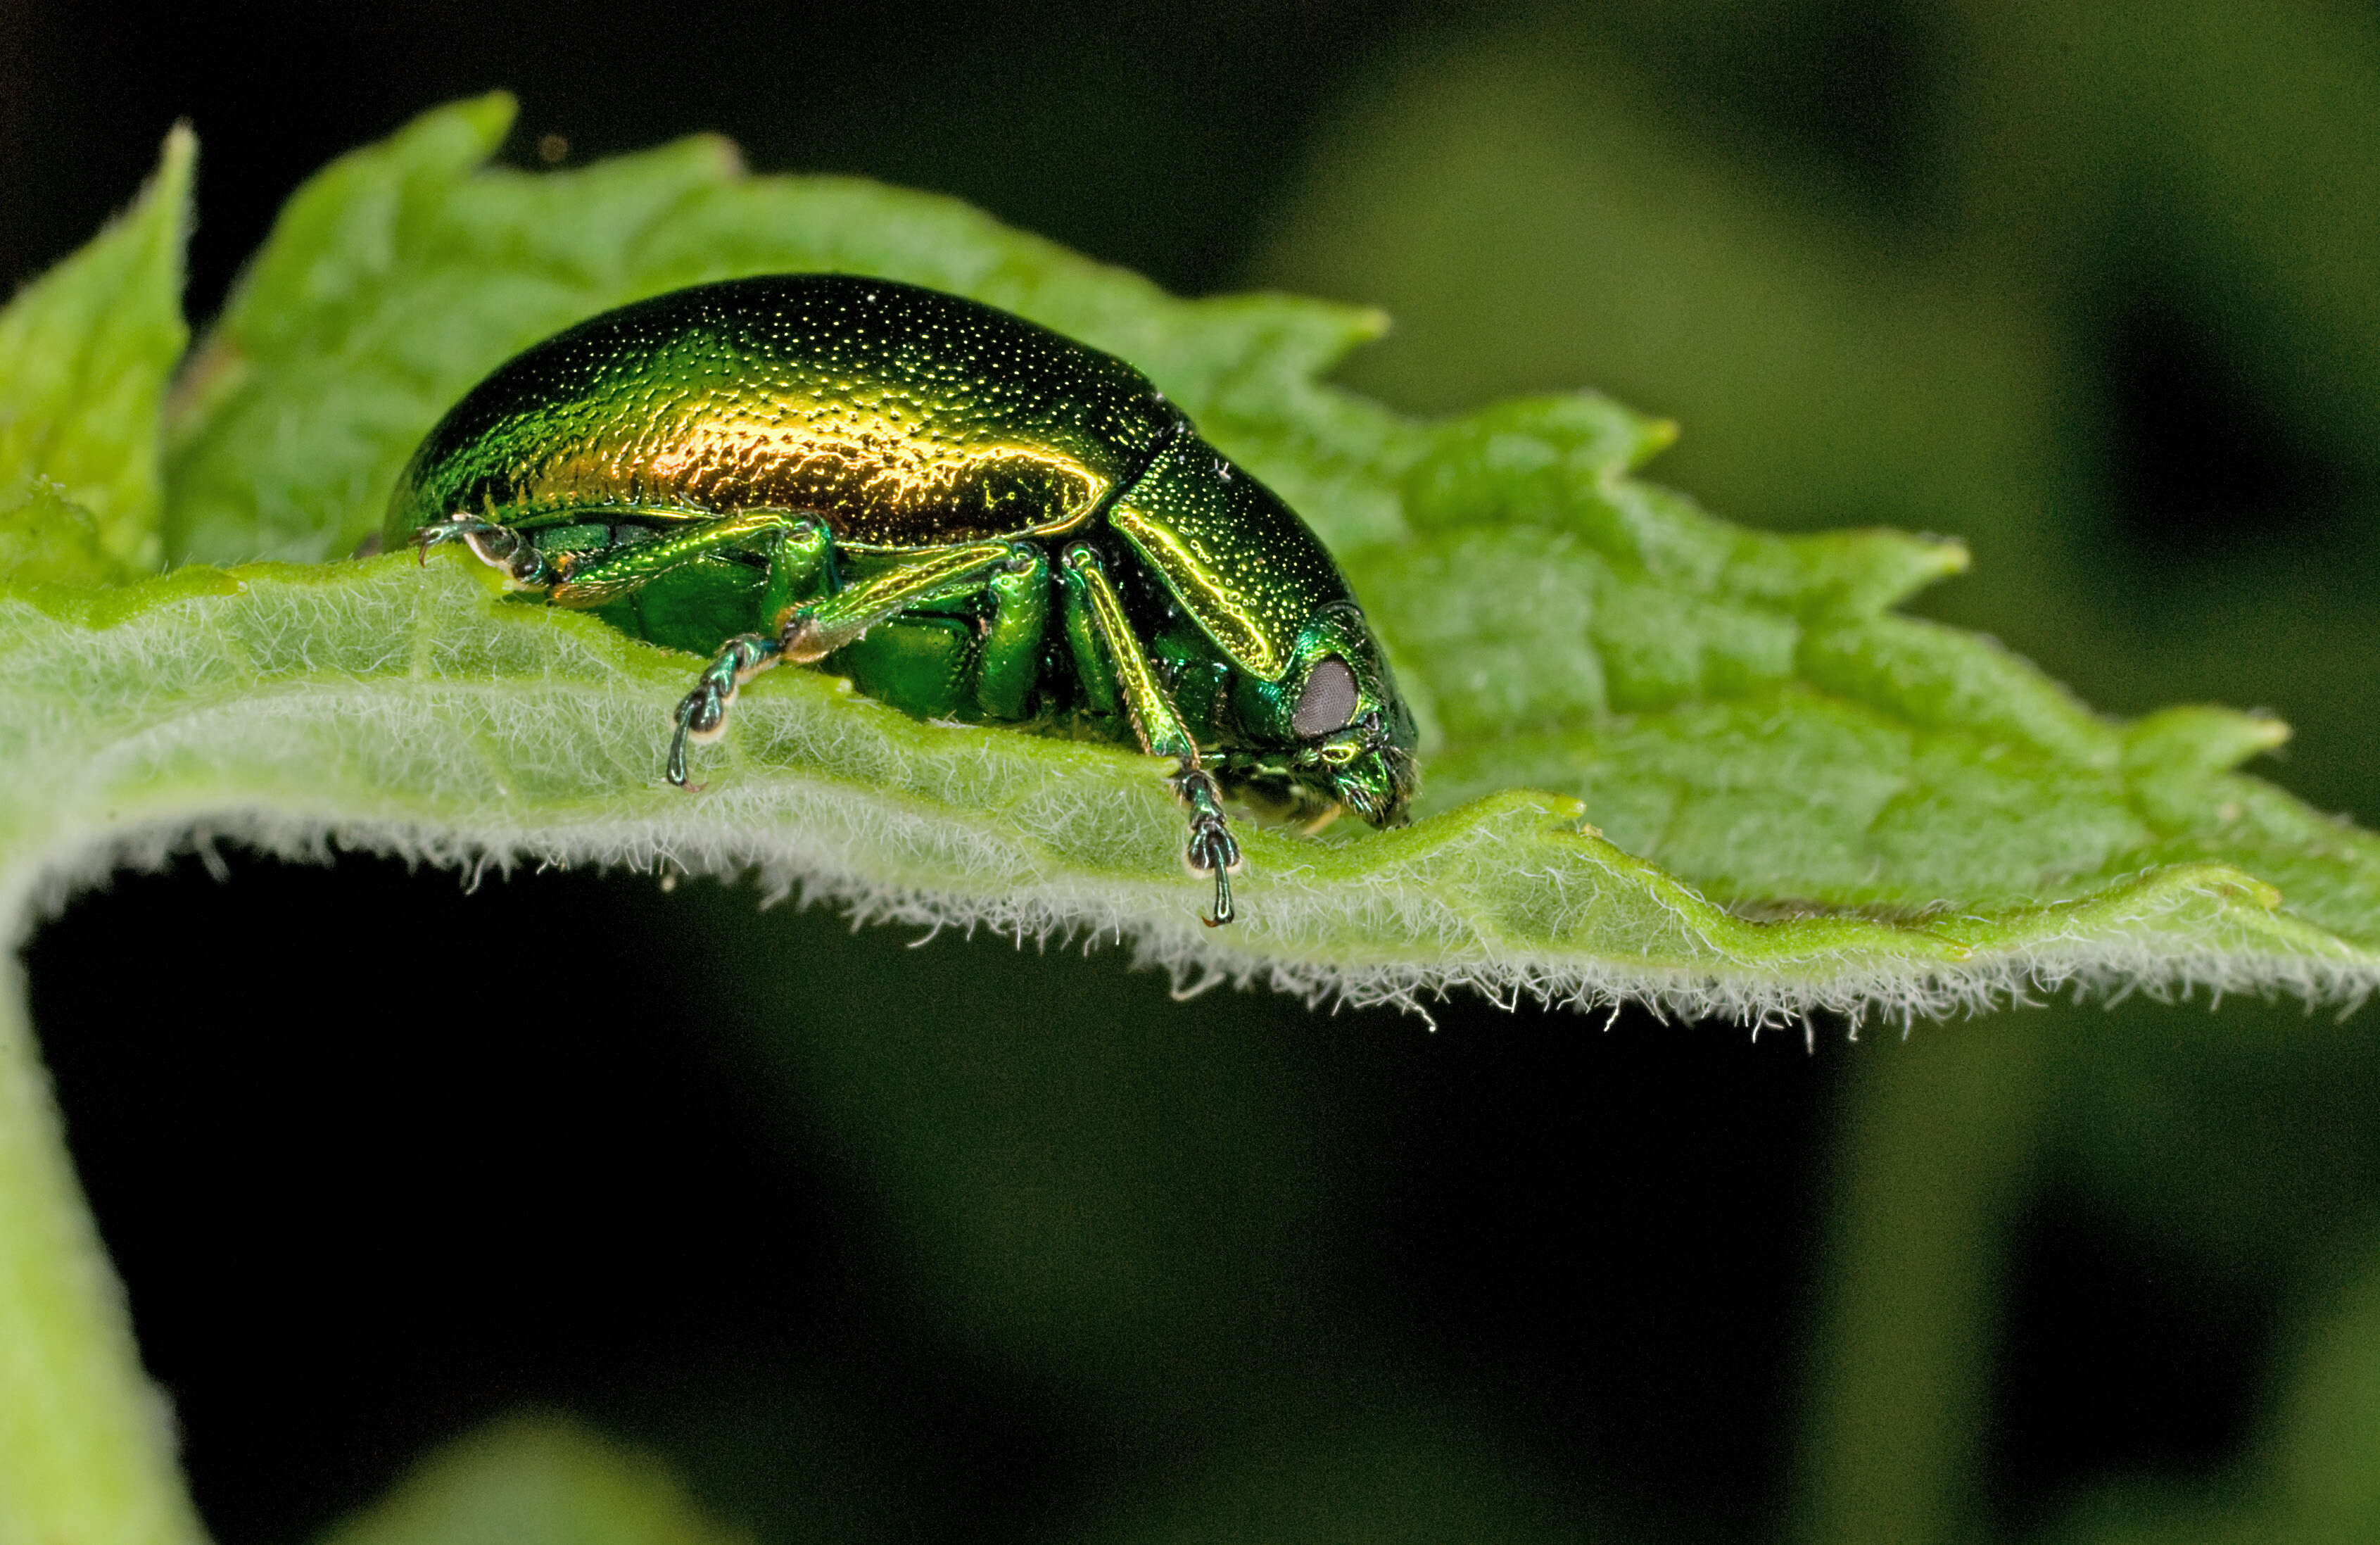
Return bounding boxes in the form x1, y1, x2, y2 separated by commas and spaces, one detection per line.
757, 518, 837, 627
658, 519, 837, 786
975, 545, 1051, 720
545, 508, 823, 608
1061, 544, 1242, 927
1058, 557, 1125, 718
667, 633, 782, 786
413, 516, 552, 588
776, 541, 1020, 662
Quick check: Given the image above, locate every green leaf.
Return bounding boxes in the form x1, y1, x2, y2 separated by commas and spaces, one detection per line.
0, 92, 2371, 1021
0, 132, 205, 1545
0, 956, 207, 1545
318, 1415, 748, 1545
0, 475, 127, 591
0, 123, 190, 578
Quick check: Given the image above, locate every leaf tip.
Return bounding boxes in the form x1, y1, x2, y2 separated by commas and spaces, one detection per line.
2125, 705, 2293, 776
156, 120, 198, 197
1802, 529, 1971, 617
85, 116, 195, 269
1638, 415, 1680, 467
692, 132, 748, 180
457, 89, 521, 146
374, 92, 519, 172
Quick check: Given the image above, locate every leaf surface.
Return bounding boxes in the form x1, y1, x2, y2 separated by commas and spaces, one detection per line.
0, 94, 2372, 1019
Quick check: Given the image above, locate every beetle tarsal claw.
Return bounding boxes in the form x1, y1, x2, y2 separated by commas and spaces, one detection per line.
1178, 793, 1243, 927
666, 698, 702, 788
1184, 835, 1238, 927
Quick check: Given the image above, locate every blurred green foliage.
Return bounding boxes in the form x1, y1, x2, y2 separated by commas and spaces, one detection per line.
0, 124, 187, 580
7, 2, 2380, 1543
1248, 2, 2380, 1540
320, 1418, 747, 1545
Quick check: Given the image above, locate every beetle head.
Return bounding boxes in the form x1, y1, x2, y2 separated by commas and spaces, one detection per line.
1232, 605, 1417, 827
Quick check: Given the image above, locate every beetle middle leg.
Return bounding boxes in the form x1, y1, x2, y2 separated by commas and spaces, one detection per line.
773, 540, 1023, 662
1062, 544, 1242, 927
973, 546, 1050, 720
669, 537, 1030, 786
661, 518, 837, 786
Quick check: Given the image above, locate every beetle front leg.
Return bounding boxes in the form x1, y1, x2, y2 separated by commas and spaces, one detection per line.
1062, 544, 1243, 926
1172, 767, 1241, 926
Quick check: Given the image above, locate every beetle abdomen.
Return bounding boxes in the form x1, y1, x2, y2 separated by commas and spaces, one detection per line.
388, 275, 1184, 549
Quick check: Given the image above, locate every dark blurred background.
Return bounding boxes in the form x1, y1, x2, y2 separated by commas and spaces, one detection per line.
11, 2, 2380, 1541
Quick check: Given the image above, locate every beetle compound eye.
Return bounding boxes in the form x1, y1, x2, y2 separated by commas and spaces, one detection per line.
1291, 657, 1359, 738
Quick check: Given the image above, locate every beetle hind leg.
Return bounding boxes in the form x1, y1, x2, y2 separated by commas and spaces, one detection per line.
413, 515, 551, 588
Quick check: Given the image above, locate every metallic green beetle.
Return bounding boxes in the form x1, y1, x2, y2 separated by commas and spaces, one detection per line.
389, 274, 1417, 925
